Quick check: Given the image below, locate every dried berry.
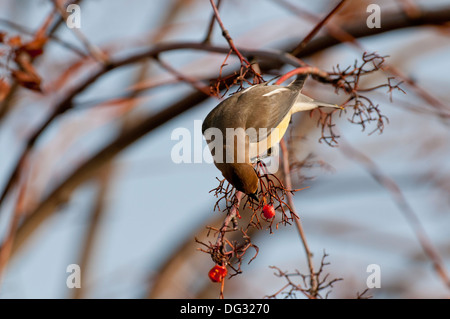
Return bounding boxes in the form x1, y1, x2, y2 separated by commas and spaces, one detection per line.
208, 264, 227, 283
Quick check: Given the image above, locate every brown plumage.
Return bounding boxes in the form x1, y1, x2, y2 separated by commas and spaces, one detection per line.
202, 75, 339, 199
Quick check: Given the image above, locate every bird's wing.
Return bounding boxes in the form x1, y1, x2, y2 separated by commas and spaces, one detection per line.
291, 93, 338, 112
238, 85, 299, 143
202, 83, 302, 144
287, 74, 307, 91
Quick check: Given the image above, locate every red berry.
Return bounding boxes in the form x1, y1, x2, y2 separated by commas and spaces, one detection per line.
262, 204, 276, 219
208, 264, 227, 283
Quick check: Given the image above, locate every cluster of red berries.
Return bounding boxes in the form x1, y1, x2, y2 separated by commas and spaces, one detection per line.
208, 204, 277, 282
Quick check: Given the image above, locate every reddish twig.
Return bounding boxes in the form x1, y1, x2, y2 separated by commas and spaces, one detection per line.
216, 191, 243, 247
208, 0, 263, 86
274, 0, 363, 50
357, 288, 373, 299
275, 66, 329, 85
291, 0, 348, 56
208, 0, 251, 68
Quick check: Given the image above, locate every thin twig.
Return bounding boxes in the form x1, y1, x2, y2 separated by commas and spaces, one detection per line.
50, 0, 108, 64
203, 0, 222, 43
155, 57, 211, 96
275, 0, 362, 50
291, 0, 348, 56
208, 0, 251, 67
216, 191, 243, 247
280, 138, 318, 297
0, 18, 86, 57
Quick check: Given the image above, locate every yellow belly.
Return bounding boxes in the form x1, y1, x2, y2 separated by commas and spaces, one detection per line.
251, 111, 291, 158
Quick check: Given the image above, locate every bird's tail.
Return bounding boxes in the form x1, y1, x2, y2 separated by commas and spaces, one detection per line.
311, 100, 340, 108
287, 74, 307, 92
292, 94, 341, 112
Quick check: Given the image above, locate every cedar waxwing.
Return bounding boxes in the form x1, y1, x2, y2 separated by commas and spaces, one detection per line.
202, 74, 340, 200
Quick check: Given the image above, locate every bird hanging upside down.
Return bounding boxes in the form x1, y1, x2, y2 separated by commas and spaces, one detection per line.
202, 74, 341, 200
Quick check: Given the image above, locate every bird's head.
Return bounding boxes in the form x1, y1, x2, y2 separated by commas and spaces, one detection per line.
222, 163, 259, 200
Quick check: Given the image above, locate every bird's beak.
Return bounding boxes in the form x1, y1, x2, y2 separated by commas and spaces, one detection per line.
249, 193, 259, 202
